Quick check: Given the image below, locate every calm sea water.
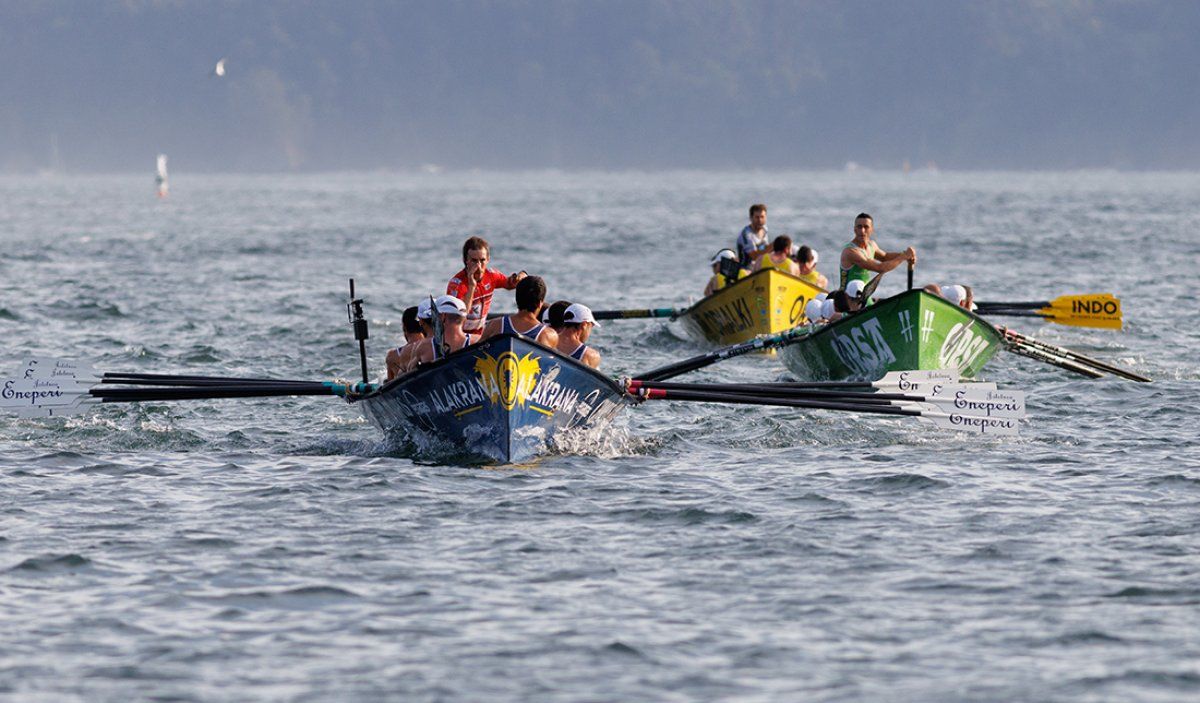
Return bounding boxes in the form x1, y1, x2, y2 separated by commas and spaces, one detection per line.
2, 171, 1199, 701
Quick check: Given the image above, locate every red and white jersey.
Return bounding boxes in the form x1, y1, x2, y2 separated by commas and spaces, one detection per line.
447, 268, 513, 332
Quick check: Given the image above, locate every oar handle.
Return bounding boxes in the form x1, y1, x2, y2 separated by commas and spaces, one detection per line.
907, 261, 914, 291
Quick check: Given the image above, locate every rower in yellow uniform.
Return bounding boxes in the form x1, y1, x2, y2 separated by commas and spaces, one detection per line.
839, 212, 916, 289
703, 249, 747, 297
753, 235, 800, 275
792, 245, 828, 289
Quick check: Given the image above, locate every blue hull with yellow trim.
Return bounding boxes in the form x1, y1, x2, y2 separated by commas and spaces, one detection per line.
350, 334, 628, 464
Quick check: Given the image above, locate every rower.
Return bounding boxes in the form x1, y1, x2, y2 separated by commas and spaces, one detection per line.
391, 298, 435, 378
839, 213, 916, 289
543, 300, 572, 334
478, 275, 558, 347
384, 305, 425, 381
735, 203, 769, 270
556, 303, 602, 369
447, 236, 526, 335
703, 249, 746, 296
753, 235, 800, 275
404, 295, 477, 371
925, 283, 976, 310
792, 245, 829, 289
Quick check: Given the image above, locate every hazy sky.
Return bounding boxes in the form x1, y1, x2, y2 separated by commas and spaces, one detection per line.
1, 1, 1195, 172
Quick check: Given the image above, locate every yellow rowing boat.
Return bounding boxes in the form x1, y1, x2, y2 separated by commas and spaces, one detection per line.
675, 269, 826, 347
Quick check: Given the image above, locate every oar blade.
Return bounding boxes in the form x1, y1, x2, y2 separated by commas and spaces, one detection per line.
915, 408, 1022, 436
1, 379, 93, 410
17, 358, 102, 383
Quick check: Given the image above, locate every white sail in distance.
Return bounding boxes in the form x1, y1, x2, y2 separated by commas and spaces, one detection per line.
156, 154, 169, 198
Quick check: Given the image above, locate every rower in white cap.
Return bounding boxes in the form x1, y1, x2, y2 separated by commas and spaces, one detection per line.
555, 303, 602, 369
402, 295, 477, 372
704, 248, 747, 297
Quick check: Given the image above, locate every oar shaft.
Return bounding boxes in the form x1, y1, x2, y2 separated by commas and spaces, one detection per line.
1002, 329, 1150, 382
640, 387, 920, 417
632, 380, 902, 404
90, 384, 340, 402
592, 308, 678, 320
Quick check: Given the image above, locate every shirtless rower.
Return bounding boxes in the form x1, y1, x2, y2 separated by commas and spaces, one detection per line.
403, 295, 477, 372
384, 305, 426, 381
555, 303, 602, 369
735, 203, 770, 270
839, 213, 916, 289
478, 275, 558, 347
447, 236, 526, 335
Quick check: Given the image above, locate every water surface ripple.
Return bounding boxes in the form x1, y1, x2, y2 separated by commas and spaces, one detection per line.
2, 172, 1199, 701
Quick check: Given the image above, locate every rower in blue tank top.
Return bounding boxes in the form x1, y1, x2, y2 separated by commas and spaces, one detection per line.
479, 275, 559, 347
554, 303, 602, 369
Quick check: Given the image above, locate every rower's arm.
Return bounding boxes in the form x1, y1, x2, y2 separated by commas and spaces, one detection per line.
843, 247, 903, 273
477, 317, 501, 342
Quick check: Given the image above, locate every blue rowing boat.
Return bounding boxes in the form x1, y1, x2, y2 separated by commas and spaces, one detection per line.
350, 333, 628, 464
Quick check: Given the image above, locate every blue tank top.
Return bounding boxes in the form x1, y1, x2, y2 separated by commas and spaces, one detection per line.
569, 343, 589, 361
501, 316, 546, 340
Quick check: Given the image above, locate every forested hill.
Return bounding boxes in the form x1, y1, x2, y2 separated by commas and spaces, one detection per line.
1, 1, 1195, 172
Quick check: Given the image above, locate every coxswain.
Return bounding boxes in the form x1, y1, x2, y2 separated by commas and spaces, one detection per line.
793, 245, 829, 289
556, 303, 602, 369
447, 236, 526, 335
384, 305, 425, 381
703, 249, 746, 296
753, 235, 800, 275
735, 203, 769, 269
839, 213, 916, 289
403, 295, 477, 372
478, 275, 558, 347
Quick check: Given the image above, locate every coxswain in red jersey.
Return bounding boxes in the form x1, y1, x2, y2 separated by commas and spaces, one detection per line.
447, 236, 526, 334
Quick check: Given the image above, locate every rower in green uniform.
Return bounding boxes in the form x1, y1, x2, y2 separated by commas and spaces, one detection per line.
839, 212, 917, 289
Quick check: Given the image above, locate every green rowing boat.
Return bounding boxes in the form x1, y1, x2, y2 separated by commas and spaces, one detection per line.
779, 289, 1003, 381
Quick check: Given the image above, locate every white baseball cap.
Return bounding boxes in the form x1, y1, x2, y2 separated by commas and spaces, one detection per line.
814, 292, 828, 302
820, 298, 837, 319
417, 298, 434, 321
562, 303, 601, 328
845, 279, 865, 299
804, 299, 824, 322
435, 295, 467, 317
709, 249, 738, 265
942, 284, 966, 305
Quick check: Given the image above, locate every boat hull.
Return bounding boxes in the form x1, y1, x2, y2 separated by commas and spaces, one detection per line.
779, 289, 1003, 381
350, 334, 628, 464
676, 269, 826, 347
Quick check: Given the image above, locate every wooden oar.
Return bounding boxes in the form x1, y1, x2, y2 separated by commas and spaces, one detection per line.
627, 379, 1025, 419
1000, 328, 1150, 382
634, 326, 815, 381
493, 307, 682, 321
2, 363, 378, 418
630, 386, 1021, 436
17, 358, 319, 387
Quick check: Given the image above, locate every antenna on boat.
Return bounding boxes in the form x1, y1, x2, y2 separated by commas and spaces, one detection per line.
347, 279, 370, 384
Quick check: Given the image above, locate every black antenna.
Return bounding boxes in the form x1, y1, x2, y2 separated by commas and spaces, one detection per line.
347, 279, 370, 384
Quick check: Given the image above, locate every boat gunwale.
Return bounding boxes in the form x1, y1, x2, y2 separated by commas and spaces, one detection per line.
350, 332, 627, 403
677, 267, 828, 321
786, 288, 1003, 345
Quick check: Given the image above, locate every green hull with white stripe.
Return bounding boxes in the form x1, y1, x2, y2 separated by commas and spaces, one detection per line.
779, 289, 1003, 381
